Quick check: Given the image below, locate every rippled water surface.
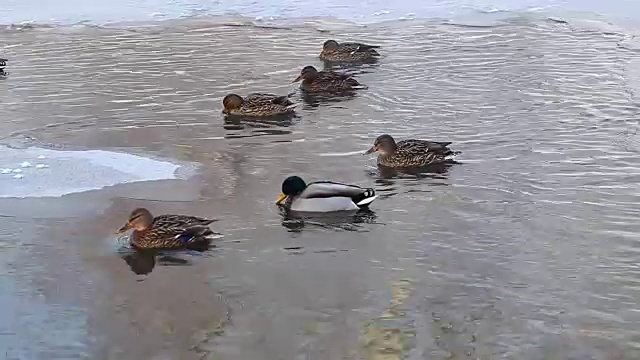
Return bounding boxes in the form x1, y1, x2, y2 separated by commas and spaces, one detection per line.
1, 15, 640, 359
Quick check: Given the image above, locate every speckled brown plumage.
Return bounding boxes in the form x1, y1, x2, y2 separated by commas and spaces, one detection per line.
293, 66, 362, 94
223, 92, 296, 117
319, 40, 380, 63
117, 208, 218, 250
365, 134, 457, 168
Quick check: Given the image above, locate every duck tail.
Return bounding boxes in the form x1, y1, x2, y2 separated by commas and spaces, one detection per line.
356, 195, 377, 207
443, 147, 461, 157
284, 102, 300, 111
199, 218, 219, 226
355, 188, 377, 207
272, 93, 296, 106
347, 78, 367, 89
357, 44, 381, 51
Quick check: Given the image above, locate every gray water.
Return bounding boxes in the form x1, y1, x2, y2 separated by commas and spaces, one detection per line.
1, 14, 640, 359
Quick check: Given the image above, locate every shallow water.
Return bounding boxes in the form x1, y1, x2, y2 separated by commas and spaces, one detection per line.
1, 12, 640, 360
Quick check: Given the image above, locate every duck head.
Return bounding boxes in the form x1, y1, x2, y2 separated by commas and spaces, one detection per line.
276, 176, 307, 205
364, 134, 398, 156
117, 208, 154, 233
322, 40, 340, 51
293, 66, 319, 83
222, 93, 244, 113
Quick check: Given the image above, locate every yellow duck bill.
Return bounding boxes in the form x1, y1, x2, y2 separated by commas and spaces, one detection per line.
275, 192, 287, 205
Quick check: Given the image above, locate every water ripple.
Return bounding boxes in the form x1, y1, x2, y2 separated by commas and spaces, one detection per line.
1, 16, 640, 359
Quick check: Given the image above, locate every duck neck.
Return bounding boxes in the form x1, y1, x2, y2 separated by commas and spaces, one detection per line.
380, 147, 397, 160
284, 195, 296, 208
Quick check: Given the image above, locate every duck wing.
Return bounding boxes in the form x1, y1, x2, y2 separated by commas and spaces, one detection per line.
301, 181, 376, 206
141, 217, 216, 248
246, 92, 295, 106
245, 93, 293, 106
173, 225, 215, 244
397, 139, 454, 156
153, 214, 217, 229
317, 71, 361, 87
341, 42, 381, 52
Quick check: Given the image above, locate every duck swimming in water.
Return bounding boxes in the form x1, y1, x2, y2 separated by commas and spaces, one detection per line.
364, 134, 458, 168
293, 66, 362, 94
0, 58, 7, 76
319, 40, 381, 63
222, 92, 297, 117
275, 176, 377, 212
116, 208, 218, 250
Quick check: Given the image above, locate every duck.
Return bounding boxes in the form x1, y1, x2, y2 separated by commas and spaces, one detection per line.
293, 66, 362, 94
0, 58, 6, 76
222, 92, 297, 117
116, 208, 218, 250
319, 40, 381, 63
275, 175, 377, 212
364, 134, 458, 168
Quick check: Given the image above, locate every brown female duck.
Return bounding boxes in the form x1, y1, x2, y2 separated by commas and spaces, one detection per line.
116, 208, 218, 249
222, 92, 297, 117
319, 40, 381, 63
293, 65, 362, 94
364, 134, 458, 168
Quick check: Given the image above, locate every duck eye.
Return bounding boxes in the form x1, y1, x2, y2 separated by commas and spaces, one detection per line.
130, 213, 143, 222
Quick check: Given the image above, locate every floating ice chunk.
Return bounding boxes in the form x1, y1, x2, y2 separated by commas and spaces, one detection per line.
12, 168, 22, 173
13, 174, 24, 179
37, 155, 46, 159
35, 164, 49, 169
21, 161, 32, 168
1, 168, 11, 174
174, 70, 186, 75
0, 145, 187, 198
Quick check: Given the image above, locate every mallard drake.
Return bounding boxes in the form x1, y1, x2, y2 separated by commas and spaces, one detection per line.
275, 175, 377, 212
364, 134, 457, 168
222, 92, 297, 117
320, 40, 380, 63
293, 66, 362, 94
116, 208, 218, 250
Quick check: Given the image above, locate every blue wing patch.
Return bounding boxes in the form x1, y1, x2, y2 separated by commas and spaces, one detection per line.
175, 233, 195, 243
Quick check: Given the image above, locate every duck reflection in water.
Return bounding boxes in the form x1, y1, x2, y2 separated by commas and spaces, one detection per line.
222, 113, 297, 132
321, 59, 381, 72
280, 207, 378, 233
300, 92, 358, 109
119, 242, 214, 276
372, 161, 455, 181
